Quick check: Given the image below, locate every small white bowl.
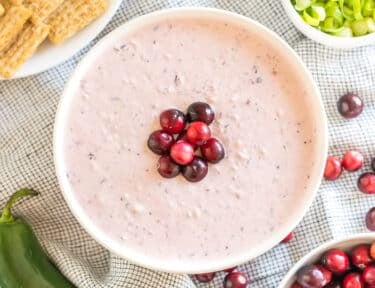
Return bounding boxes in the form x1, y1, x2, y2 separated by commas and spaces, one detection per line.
278, 233, 375, 287
280, 0, 375, 49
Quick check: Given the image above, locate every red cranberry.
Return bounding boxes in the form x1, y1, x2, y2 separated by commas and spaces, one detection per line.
223, 267, 237, 273
343, 272, 364, 288
187, 102, 215, 125
351, 244, 372, 269
281, 232, 294, 243
358, 173, 375, 194
321, 248, 350, 274
291, 283, 303, 288
297, 265, 331, 288
186, 121, 211, 146
342, 151, 364, 172
363, 265, 375, 285
160, 109, 185, 134
147, 130, 174, 155
337, 93, 364, 119
324, 156, 343, 180
195, 272, 215, 283
370, 243, 375, 260
325, 281, 342, 288
371, 158, 375, 172
317, 265, 332, 283
176, 130, 197, 149
366, 207, 375, 231
200, 138, 225, 163
157, 155, 180, 178
223, 272, 249, 288
182, 156, 208, 182
170, 141, 194, 165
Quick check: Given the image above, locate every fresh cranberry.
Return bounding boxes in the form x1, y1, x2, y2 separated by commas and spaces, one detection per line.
157, 155, 180, 178
147, 130, 174, 155
342, 151, 364, 172
186, 121, 211, 146
366, 207, 375, 231
363, 265, 375, 285
325, 281, 342, 288
358, 173, 375, 194
321, 248, 350, 274
195, 272, 215, 283
370, 243, 375, 260
317, 265, 332, 283
187, 102, 215, 125
297, 265, 331, 288
281, 232, 294, 243
371, 158, 375, 172
176, 130, 197, 149
170, 141, 194, 165
324, 156, 343, 180
223, 266, 237, 273
291, 283, 303, 288
182, 156, 208, 182
223, 272, 249, 288
343, 272, 364, 288
351, 244, 372, 269
337, 93, 364, 119
200, 138, 225, 163
159, 109, 185, 134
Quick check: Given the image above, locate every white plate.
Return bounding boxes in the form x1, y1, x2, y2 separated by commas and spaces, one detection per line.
4, 0, 122, 80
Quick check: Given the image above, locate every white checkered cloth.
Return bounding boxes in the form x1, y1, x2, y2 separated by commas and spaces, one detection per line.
1, 0, 374, 287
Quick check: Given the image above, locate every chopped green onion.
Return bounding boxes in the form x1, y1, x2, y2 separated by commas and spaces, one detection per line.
303, 8, 322, 26
366, 16, 375, 31
295, 0, 312, 11
331, 26, 354, 36
351, 18, 369, 34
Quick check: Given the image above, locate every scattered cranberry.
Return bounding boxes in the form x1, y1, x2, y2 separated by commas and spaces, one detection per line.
147, 130, 174, 155
337, 93, 364, 119
324, 156, 343, 180
351, 244, 372, 269
159, 109, 185, 134
358, 173, 375, 194
343, 272, 364, 288
291, 283, 303, 288
363, 265, 375, 285
366, 207, 375, 231
223, 267, 237, 273
182, 156, 208, 182
200, 138, 225, 163
187, 102, 215, 125
170, 141, 194, 165
297, 265, 331, 288
176, 130, 197, 149
371, 158, 375, 172
195, 272, 215, 283
223, 272, 249, 288
186, 121, 211, 146
157, 155, 180, 178
322, 248, 350, 274
370, 243, 375, 260
342, 151, 364, 172
281, 232, 294, 243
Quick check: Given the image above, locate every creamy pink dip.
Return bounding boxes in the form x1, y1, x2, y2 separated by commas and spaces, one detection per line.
62, 16, 318, 267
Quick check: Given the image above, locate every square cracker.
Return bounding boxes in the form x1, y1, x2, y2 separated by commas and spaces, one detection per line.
47, 0, 107, 45
24, 0, 64, 24
0, 22, 49, 78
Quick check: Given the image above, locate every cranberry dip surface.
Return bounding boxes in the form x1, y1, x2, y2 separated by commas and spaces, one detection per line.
57, 11, 324, 271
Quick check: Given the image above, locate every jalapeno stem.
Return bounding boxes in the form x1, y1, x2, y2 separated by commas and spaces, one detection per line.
0, 188, 39, 223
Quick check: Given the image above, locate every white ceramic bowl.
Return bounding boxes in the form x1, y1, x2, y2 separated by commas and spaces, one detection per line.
54, 7, 328, 274
281, 0, 375, 49
278, 233, 375, 287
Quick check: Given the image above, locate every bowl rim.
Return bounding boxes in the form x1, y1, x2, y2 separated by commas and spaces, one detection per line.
278, 232, 375, 287
280, 0, 375, 49
54, 7, 328, 274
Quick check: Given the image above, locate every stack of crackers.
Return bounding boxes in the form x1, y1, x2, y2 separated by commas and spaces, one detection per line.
0, 0, 107, 78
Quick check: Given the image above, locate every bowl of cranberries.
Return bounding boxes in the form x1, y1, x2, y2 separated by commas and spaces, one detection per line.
279, 233, 375, 288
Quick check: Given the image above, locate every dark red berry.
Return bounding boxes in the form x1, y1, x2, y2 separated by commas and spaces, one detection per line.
363, 265, 375, 285
223, 272, 249, 288
351, 244, 372, 269
186, 121, 211, 146
147, 130, 174, 155
223, 267, 237, 273
160, 109, 185, 134
343, 272, 364, 288
342, 151, 364, 172
157, 155, 180, 178
291, 283, 303, 288
321, 248, 350, 274
316, 265, 332, 284
370, 243, 375, 260
281, 232, 293, 243
358, 173, 375, 194
170, 141, 194, 165
182, 156, 208, 182
176, 130, 198, 149
195, 272, 215, 283
337, 93, 364, 119
187, 102, 215, 125
297, 265, 331, 288
200, 138, 225, 163
366, 207, 375, 231
324, 156, 343, 180
371, 158, 375, 172
325, 281, 342, 288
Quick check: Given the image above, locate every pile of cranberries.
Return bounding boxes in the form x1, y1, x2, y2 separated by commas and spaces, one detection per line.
292, 242, 375, 288
147, 102, 225, 182
194, 266, 250, 288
